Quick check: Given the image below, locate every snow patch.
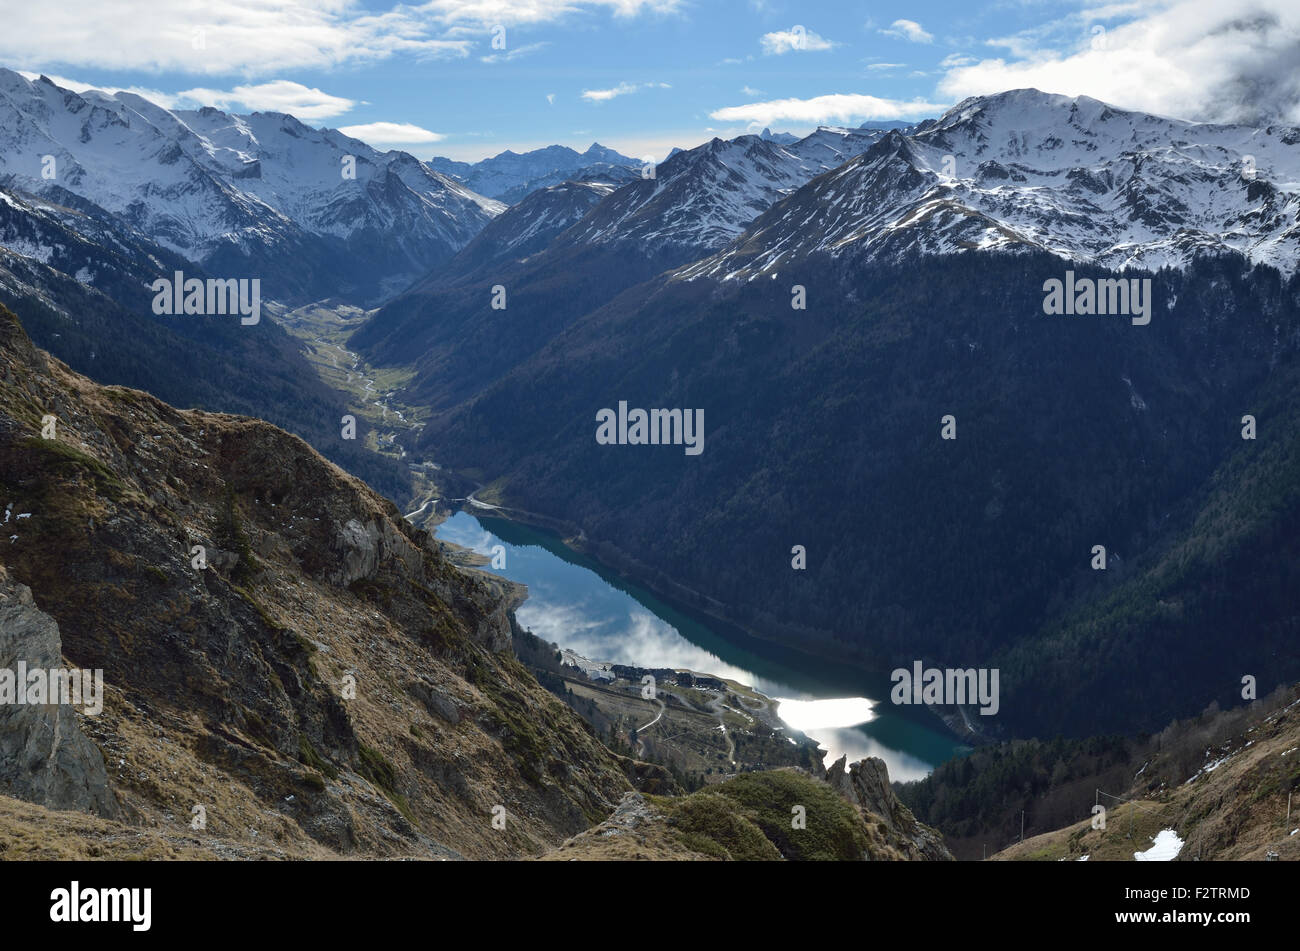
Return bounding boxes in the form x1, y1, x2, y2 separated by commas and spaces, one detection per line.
1134, 829, 1184, 861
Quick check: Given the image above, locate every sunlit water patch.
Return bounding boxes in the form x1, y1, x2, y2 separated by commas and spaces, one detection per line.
436, 511, 967, 778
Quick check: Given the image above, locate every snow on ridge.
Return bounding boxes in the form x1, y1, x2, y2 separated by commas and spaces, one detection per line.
558, 126, 885, 253
0, 67, 501, 270
675, 89, 1300, 282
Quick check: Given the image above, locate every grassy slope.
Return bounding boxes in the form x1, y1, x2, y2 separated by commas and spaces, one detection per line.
993, 691, 1300, 861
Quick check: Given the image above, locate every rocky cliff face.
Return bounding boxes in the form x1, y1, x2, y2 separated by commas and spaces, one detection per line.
825, 756, 953, 861
0, 566, 117, 818
0, 302, 631, 858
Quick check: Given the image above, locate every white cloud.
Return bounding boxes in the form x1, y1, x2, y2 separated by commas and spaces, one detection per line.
938, 0, 1300, 125
880, 19, 933, 44
984, 31, 1049, 60
419, 0, 683, 27
866, 62, 906, 70
939, 53, 976, 68
0, 0, 678, 77
546, 92, 556, 105
761, 27, 835, 55
581, 81, 670, 102
480, 41, 549, 63
741, 85, 764, 96
19, 72, 356, 120
178, 81, 356, 120
711, 93, 946, 126
337, 121, 446, 145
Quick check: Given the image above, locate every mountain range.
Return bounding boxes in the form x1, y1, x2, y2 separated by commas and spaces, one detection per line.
687, 89, 1300, 281
429, 142, 642, 205
0, 68, 502, 305
1, 72, 1298, 758
351, 123, 893, 399
0, 67, 510, 500
1, 63, 1298, 865
351, 88, 1300, 742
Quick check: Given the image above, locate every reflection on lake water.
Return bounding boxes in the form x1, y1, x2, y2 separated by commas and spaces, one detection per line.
435, 511, 967, 782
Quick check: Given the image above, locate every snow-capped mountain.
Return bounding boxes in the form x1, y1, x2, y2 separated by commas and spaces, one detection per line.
442, 180, 619, 277
0, 184, 192, 312
683, 89, 1300, 281
352, 122, 889, 370
350, 121, 897, 403
0, 69, 502, 303
491, 161, 639, 206
555, 126, 885, 256
781, 126, 888, 171
429, 142, 640, 204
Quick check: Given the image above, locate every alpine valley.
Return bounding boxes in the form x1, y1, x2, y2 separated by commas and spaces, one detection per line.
1, 65, 1298, 863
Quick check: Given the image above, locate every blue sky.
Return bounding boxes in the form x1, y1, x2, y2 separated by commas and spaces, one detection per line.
5, 1, 1299, 162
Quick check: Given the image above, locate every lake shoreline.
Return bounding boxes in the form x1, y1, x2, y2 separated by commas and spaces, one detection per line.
433, 507, 975, 780
426, 492, 885, 684
432, 497, 986, 747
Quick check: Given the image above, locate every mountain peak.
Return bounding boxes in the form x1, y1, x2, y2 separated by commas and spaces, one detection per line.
683, 87, 1300, 282
0, 76, 502, 304
942, 87, 1145, 125
582, 141, 635, 164
424, 141, 640, 203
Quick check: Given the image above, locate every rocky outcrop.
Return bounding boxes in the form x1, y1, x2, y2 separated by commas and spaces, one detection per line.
0, 566, 117, 818
330, 517, 422, 588
408, 679, 461, 725
475, 600, 515, 653
0, 302, 632, 860
826, 755, 953, 861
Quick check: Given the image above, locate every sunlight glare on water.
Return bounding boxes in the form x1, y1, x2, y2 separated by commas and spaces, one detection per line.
773, 697, 875, 731
434, 512, 968, 780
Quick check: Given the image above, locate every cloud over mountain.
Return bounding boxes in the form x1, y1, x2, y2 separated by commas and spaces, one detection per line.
939, 0, 1300, 124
